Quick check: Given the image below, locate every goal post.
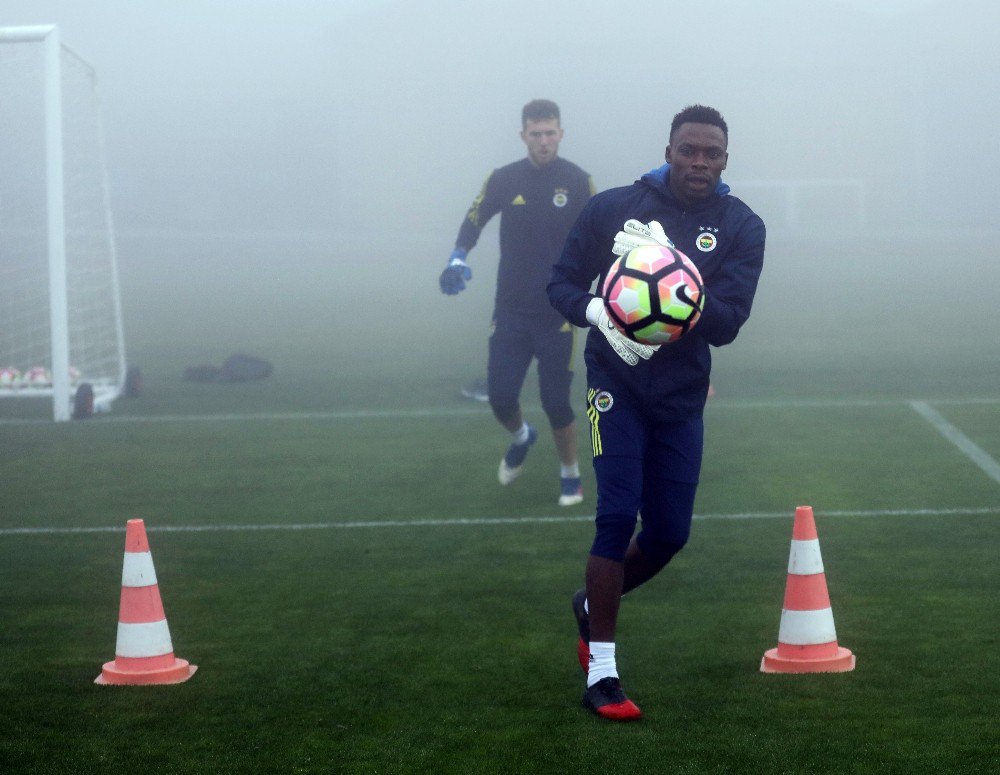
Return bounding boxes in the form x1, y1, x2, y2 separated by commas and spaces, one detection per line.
726, 178, 866, 235
0, 25, 127, 420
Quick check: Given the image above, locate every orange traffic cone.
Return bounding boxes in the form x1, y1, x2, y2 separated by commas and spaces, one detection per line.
95, 519, 197, 685
760, 506, 855, 673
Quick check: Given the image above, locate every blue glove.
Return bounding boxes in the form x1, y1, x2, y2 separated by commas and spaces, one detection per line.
439, 248, 472, 295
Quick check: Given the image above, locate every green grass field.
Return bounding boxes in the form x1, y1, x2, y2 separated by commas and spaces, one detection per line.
1, 236, 998, 773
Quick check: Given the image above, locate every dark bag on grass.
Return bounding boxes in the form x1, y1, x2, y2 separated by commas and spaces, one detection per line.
183, 364, 223, 382
220, 353, 273, 382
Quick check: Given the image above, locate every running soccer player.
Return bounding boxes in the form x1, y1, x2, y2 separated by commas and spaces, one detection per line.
439, 99, 596, 506
548, 105, 766, 719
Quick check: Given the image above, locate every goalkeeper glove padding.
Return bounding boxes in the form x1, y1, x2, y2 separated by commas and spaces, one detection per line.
586, 297, 659, 366
439, 248, 472, 295
612, 219, 674, 257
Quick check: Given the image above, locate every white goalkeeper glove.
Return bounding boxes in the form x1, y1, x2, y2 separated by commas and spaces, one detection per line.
586, 297, 659, 366
612, 219, 674, 256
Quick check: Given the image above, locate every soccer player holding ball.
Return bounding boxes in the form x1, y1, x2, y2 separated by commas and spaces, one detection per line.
548, 105, 766, 719
439, 100, 596, 506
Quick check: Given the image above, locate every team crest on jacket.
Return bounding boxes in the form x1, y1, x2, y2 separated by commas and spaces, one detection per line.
696, 227, 718, 252
552, 188, 568, 207
593, 391, 613, 412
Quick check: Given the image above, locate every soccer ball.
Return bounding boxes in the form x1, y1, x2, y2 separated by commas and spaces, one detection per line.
602, 244, 705, 345
0, 367, 21, 388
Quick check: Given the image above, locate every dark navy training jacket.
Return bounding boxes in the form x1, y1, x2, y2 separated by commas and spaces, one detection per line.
456, 157, 594, 324
547, 164, 765, 421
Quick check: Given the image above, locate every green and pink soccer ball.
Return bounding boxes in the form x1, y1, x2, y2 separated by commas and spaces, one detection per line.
602, 245, 705, 345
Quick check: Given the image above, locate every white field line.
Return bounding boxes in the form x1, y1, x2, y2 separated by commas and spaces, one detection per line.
0, 407, 488, 426
909, 401, 1000, 486
2, 506, 998, 537
0, 396, 998, 427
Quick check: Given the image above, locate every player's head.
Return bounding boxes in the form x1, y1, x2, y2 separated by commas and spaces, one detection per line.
522, 99, 560, 128
665, 105, 729, 206
521, 99, 563, 167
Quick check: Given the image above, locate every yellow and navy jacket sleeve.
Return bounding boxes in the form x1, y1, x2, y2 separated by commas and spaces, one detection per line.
455, 170, 504, 252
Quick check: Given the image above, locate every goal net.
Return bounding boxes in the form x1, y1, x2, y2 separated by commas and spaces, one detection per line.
727, 179, 866, 236
0, 26, 126, 420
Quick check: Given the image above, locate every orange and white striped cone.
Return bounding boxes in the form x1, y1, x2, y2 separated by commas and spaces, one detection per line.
95, 519, 197, 685
760, 506, 855, 673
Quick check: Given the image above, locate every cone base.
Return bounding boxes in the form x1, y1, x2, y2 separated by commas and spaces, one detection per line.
760, 646, 855, 673
95, 658, 197, 685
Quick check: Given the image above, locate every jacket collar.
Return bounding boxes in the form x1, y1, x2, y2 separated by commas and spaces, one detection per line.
639, 163, 730, 209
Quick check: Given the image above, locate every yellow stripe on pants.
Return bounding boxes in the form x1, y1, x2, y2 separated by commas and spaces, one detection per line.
586, 388, 602, 457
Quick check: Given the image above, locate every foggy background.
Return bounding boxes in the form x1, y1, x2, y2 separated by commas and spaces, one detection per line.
1, 0, 998, 403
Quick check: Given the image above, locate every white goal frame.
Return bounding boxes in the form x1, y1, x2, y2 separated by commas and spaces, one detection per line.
726, 178, 866, 234
0, 25, 126, 420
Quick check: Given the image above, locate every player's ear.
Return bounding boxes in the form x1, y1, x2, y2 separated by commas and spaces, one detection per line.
664, 145, 671, 163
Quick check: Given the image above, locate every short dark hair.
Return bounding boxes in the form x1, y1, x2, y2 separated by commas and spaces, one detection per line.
522, 99, 560, 127
669, 104, 728, 142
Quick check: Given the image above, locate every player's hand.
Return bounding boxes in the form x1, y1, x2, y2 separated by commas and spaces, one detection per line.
612, 219, 674, 256
586, 298, 659, 366
439, 249, 472, 295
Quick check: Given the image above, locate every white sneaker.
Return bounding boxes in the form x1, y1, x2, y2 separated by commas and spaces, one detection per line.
558, 476, 584, 506
497, 426, 537, 485
460, 379, 489, 402
498, 458, 522, 485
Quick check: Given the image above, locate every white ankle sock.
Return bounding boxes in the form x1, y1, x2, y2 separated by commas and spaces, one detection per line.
587, 641, 618, 687
560, 463, 580, 478
511, 423, 530, 444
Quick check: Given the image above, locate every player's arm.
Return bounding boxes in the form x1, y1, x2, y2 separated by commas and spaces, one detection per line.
547, 198, 607, 326
455, 171, 504, 251
548, 200, 657, 366
440, 172, 504, 295
549, 204, 673, 323
693, 215, 766, 346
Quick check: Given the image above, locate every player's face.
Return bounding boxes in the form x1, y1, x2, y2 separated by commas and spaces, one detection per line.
665, 123, 728, 206
521, 118, 563, 166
